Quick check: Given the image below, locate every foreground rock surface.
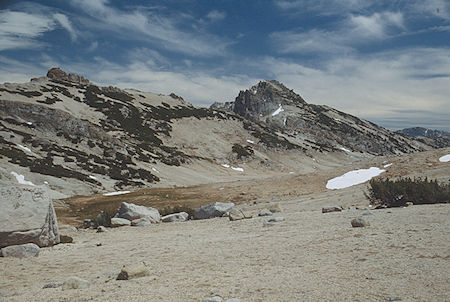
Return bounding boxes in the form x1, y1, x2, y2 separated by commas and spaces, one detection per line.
0, 186, 60, 248
0, 243, 40, 258
115, 202, 160, 223
193, 202, 235, 220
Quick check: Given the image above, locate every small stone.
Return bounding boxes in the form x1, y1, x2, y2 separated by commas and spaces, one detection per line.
43, 282, 63, 289
97, 226, 107, 233
116, 263, 150, 280
110, 217, 131, 227
62, 277, 89, 290
0, 243, 40, 258
258, 209, 273, 217
268, 216, 285, 223
202, 296, 223, 302
322, 206, 342, 213
362, 210, 373, 216
405, 202, 413, 207
83, 219, 96, 229
268, 203, 282, 213
131, 218, 151, 227
351, 218, 369, 228
388, 297, 402, 301
60, 235, 73, 243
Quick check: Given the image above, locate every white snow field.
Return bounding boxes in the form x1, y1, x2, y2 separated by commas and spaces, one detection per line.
272, 105, 284, 116
439, 154, 450, 162
10, 171, 35, 186
103, 191, 131, 196
326, 167, 385, 190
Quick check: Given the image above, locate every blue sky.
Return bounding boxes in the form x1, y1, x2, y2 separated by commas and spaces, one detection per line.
1, 0, 449, 130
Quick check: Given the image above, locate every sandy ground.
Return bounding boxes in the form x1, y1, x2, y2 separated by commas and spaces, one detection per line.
1, 148, 449, 301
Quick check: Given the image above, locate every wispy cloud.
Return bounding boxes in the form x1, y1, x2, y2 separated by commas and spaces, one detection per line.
271, 12, 405, 55
53, 13, 78, 40
70, 0, 230, 57
206, 10, 227, 23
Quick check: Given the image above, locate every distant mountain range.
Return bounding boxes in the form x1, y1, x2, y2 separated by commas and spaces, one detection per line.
396, 127, 450, 139
0, 69, 441, 197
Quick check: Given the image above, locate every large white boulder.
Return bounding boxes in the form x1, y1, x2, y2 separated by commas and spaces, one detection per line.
115, 202, 160, 223
161, 212, 189, 222
193, 202, 235, 220
0, 186, 60, 248
0, 243, 40, 258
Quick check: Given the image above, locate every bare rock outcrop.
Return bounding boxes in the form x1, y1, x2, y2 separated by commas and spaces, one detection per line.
47, 67, 89, 85
0, 186, 60, 248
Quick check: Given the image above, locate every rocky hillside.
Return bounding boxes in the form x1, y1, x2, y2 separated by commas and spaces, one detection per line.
211, 80, 430, 155
396, 127, 450, 148
0, 70, 434, 197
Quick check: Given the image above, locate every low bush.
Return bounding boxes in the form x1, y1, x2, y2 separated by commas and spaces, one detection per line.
368, 177, 449, 207
92, 210, 115, 227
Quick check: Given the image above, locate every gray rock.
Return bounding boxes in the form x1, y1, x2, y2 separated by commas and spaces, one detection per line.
116, 263, 150, 280
0, 186, 60, 248
193, 202, 235, 220
351, 218, 370, 227
62, 276, 89, 290
258, 209, 273, 216
229, 208, 252, 221
43, 282, 63, 289
60, 235, 73, 243
115, 202, 160, 223
0, 243, 40, 258
362, 210, 373, 216
131, 218, 151, 227
268, 203, 282, 213
322, 206, 342, 213
110, 217, 131, 227
268, 216, 285, 223
83, 219, 96, 229
96, 226, 107, 233
388, 297, 402, 301
161, 212, 189, 222
202, 296, 223, 302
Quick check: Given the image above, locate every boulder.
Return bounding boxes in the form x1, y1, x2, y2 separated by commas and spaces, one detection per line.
0, 186, 60, 248
258, 209, 273, 217
110, 218, 131, 227
1, 243, 40, 258
229, 208, 252, 221
268, 203, 282, 213
62, 276, 89, 290
115, 202, 160, 223
131, 218, 151, 227
161, 212, 189, 222
59, 235, 73, 243
96, 226, 107, 233
193, 202, 235, 220
351, 218, 370, 228
116, 263, 150, 280
322, 206, 342, 213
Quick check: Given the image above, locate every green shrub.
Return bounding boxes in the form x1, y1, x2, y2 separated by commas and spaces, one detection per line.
368, 177, 449, 207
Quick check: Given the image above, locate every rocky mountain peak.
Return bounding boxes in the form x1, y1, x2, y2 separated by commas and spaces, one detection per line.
46, 67, 90, 85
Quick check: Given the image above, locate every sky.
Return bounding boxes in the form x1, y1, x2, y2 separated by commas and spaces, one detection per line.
0, 0, 449, 131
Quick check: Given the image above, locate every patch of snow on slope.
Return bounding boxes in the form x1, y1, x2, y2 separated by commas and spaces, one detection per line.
384, 163, 393, 168
339, 147, 351, 153
103, 191, 131, 196
439, 154, 450, 162
231, 167, 244, 172
11, 172, 35, 186
272, 105, 284, 116
26, 121, 33, 125
247, 139, 254, 144
89, 175, 97, 180
326, 167, 385, 190
221, 164, 230, 168
18, 144, 32, 153
152, 167, 159, 173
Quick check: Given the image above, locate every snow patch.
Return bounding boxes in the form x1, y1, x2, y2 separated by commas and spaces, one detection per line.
383, 163, 393, 168
89, 175, 97, 180
11, 172, 35, 186
152, 167, 159, 173
231, 167, 244, 172
18, 144, 32, 153
326, 167, 385, 190
246, 139, 254, 144
439, 154, 450, 162
26, 121, 33, 125
103, 191, 131, 196
339, 147, 351, 153
272, 105, 284, 116
221, 164, 230, 168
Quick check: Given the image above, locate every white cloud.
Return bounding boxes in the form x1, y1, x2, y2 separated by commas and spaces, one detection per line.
70, 0, 230, 57
275, 0, 371, 14
271, 12, 405, 55
206, 10, 227, 22
0, 10, 55, 51
53, 13, 78, 40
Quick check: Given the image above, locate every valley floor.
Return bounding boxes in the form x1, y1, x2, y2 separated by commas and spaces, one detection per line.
0, 148, 449, 301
